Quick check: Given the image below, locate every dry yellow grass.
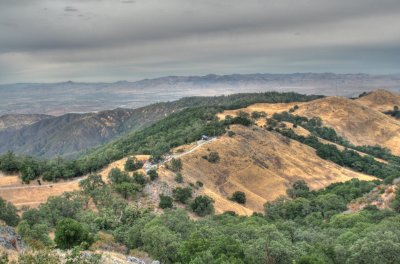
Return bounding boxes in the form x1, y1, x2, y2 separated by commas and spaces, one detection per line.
219, 92, 400, 156
0, 181, 80, 208
175, 125, 375, 214
295, 96, 400, 155
356, 89, 400, 113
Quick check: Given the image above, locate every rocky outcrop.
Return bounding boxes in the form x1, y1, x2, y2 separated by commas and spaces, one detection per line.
0, 225, 25, 251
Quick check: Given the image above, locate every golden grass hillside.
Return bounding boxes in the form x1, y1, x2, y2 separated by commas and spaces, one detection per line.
175, 125, 375, 214
218, 91, 400, 156
295, 96, 400, 155
356, 89, 400, 113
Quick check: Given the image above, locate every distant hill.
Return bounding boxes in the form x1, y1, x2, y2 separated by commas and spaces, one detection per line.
1, 73, 400, 115
356, 89, 400, 113
0, 114, 52, 131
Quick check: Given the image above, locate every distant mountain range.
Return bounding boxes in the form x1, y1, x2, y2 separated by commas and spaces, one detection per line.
1, 73, 400, 116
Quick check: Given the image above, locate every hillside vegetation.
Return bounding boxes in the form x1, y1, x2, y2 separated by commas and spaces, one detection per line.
1, 90, 400, 263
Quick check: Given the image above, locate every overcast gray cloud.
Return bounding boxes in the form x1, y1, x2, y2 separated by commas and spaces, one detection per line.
0, 0, 399, 84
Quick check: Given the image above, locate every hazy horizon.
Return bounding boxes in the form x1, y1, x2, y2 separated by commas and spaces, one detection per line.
1, 71, 400, 86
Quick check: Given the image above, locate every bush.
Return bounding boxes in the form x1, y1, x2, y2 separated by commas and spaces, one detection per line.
173, 187, 192, 204
251, 111, 267, 119
287, 180, 310, 199
108, 168, 131, 184
190, 195, 214, 216
54, 218, 92, 249
196, 181, 204, 188
147, 169, 158, 181
159, 195, 173, 209
230, 191, 246, 204
170, 158, 183, 172
133, 172, 146, 186
391, 188, 400, 212
0, 251, 8, 264
175, 173, 183, 183
203, 151, 220, 163
227, 131, 235, 137
0, 197, 19, 226
114, 182, 139, 199
124, 157, 143, 171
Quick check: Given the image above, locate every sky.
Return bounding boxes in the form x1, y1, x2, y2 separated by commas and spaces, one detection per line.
0, 0, 400, 84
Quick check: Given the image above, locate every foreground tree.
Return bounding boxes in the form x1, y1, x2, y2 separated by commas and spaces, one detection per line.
54, 218, 91, 249
190, 195, 214, 216
0, 197, 19, 226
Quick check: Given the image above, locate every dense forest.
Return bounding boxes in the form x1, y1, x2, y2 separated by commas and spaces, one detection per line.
1, 175, 399, 263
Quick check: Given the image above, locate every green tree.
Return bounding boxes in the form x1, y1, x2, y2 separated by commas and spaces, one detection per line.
207, 151, 220, 163
159, 195, 173, 209
170, 158, 183, 172
133, 172, 146, 186
0, 197, 19, 226
124, 157, 143, 171
17, 220, 53, 248
287, 180, 310, 199
54, 218, 92, 249
79, 174, 105, 194
391, 188, 400, 212
230, 191, 246, 204
114, 182, 139, 199
147, 169, 159, 181
0, 151, 20, 173
108, 168, 131, 184
190, 195, 214, 216
173, 187, 192, 204
175, 172, 183, 183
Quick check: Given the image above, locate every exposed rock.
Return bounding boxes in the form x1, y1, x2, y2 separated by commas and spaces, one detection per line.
0, 225, 25, 251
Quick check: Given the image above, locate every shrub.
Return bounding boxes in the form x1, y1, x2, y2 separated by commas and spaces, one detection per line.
175, 173, 183, 183
147, 169, 158, 181
133, 172, 146, 186
170, 158, 183, 172
227, 131, 236, 137
203, 151, 220, 163
108, 168, 131, 184
230, 191, 246, 204
54, 218, 92, 249
251, 111, 267, 119
124, 157, 143, 172
0, 197, 19, 226
196, 181, 204, 188
173, 187, 192, 204
190, 195, 214, 216
159, 195, 173, 209
114, 182, 139, 199
287, 180, 310, 199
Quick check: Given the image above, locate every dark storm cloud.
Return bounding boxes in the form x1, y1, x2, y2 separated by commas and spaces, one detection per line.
0, 0, 399, 83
